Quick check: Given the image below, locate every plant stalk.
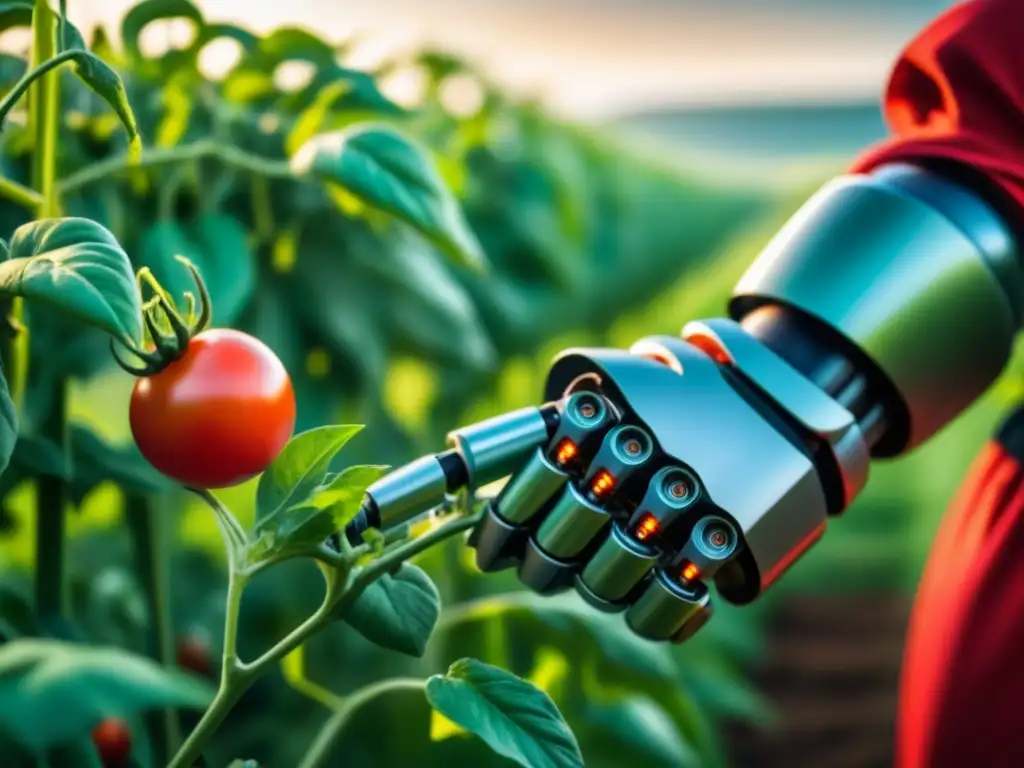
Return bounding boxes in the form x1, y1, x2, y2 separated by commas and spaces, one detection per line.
297, 678, 427, 768
30, 0, 66, 629
0, 49, 81, 129
167, 675, 249, 768
0, 177, 43, 211
124, 494, 181, 763
29, 3, 61, 220
168, 563, 252, 768
5, 299, 28, 413
169, 505, 482, 768
34, 379, 67, 624
58, 140, 293, 196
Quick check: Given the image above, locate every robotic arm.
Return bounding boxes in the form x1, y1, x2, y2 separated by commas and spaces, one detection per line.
340, 161, 1020, 645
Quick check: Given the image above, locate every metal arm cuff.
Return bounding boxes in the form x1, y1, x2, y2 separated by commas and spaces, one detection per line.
730, 163, 1021, 454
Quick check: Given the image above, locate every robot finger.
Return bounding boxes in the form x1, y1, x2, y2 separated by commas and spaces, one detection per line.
471, 390, 618, 571
624, 513, 740, 643
517, 422, 657, 594
574, 464, 702, 611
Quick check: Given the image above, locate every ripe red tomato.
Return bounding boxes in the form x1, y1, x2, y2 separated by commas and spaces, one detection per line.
176, 634, 213, 676
130, 329, 296, 489
92, 717, 132, 767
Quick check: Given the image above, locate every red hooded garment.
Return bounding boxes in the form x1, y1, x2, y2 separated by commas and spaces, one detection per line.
848, 1, 1024, 766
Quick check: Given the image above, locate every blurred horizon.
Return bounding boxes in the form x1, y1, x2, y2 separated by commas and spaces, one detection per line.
62, 0, 955, 120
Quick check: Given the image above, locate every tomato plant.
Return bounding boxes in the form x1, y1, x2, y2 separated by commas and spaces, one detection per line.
0, 0, 776, 766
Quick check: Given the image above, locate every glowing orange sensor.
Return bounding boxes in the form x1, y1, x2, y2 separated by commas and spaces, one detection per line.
635, 514, 660, 541
590, 469, 615, 497
554, 438, 578, 465
681, 562, 701, 582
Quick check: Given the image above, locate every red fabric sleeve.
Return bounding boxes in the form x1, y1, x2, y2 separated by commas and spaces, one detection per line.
843, 3, 1024, 766
897, 434, 1024, 768
851, 0, 1024, 220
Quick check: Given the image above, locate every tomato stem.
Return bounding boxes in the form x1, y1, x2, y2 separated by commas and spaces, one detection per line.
0, 0, 65, 425
29, 2, 61, 220
167, 565, 252, 768
124, 494, 181, 763
0, 48, 80, 132
30, 0, 67, 631
34, 379, 68, 624
57, 140, 293, 196
221, 567, 246, 670
112, 260, 214, 378
167, 678, 247, 768
187, 488, 248, 562
169, 500, 484, 768
0, 177, 43, 211
297, 678, 427, 768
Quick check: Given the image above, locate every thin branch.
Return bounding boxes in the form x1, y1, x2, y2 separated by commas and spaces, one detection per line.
298, 678, 427, 768
0, 176, 43, 211
58, 140, 293, 195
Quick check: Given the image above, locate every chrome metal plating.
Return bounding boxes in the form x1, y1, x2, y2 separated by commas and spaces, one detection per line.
730, 165, 1021, 452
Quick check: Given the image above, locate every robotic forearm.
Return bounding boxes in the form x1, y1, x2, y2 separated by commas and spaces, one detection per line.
343, 161, 1021, 643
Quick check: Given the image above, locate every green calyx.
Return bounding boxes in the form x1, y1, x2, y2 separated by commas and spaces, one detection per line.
112, 255, 212, 377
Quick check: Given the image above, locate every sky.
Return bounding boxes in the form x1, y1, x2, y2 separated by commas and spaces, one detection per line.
61, 0, 954, 120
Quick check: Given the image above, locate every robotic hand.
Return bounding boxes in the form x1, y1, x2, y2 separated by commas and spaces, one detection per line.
342, 321, 879, 644
341, 163, 1023, 645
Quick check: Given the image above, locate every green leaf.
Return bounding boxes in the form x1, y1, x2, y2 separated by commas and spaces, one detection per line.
256, 25, 335, 66
365, 235, 494, 371
0, 0, 34, 33
291, 221, 389, 388
249, 464, 387, 562
221, 66, 274, 104
418, 50, 471, 82
68, 427, 170, 505
120, 0, 205, 63
285, 80, 353, 157
296, 464, 388, 529
0, 580, 39, 641
0, 365, 14, 479
185, 215, 256, 324
0, 638, 214, 754
61, 49, 141, 156
254, 425, 365, 528
290, 124, 486, 270
137, 220, 198, 303
10, 431, 67, 480
0, 54, 26, 95
342, 563, 440, 657
193, 22, 260, 54
448, 592, 676, 682
426, 658, 583, 768
137, 216, 256, 326
2, 218, 142, 344
0, 0, 86, 51
586, 695, 697, 767
152, 69, 192, 149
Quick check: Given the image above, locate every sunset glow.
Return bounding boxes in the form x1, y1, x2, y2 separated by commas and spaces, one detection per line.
51, 0, 940, 119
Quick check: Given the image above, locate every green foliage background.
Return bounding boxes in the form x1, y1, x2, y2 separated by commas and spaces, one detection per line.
3, 0, 1023, 766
